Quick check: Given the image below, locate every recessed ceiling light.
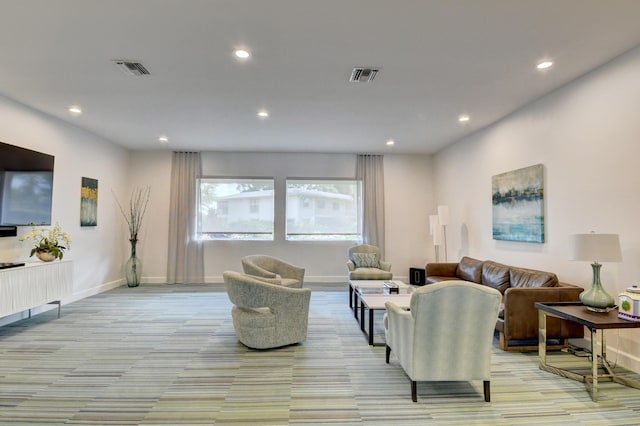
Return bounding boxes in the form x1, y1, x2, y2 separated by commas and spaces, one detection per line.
386, 140, 395, 146
458, 115, 470, 122
234, 49, 250, 59
158, 136, 169, 143
536, 60, 553, 70
257, 110, 269, 118
68, 106, 82, 115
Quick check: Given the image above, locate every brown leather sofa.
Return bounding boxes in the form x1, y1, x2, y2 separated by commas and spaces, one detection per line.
426, 256, 584, 351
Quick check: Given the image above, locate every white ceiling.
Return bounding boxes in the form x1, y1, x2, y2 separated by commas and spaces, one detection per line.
1, 0, 640, 154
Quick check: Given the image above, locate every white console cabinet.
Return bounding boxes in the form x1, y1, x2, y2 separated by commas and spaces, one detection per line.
0, 260, 73, 319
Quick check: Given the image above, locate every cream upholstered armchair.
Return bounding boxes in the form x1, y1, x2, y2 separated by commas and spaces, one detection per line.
223, 271, 311, 349
347, 244, 392, 280
384, 281, 501, 402
241, 255, 305, 288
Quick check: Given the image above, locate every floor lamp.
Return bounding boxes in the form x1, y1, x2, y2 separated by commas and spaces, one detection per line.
438, 205, 450, 262
429, 214, 441, 262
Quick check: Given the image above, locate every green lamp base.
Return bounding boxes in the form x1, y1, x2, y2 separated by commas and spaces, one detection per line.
579, 262, 616, 313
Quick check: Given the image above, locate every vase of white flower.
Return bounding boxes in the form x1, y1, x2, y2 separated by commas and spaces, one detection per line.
20, 224, 72, 261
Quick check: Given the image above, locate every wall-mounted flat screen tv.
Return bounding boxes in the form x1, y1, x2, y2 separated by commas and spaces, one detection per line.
0, 141, 54, 226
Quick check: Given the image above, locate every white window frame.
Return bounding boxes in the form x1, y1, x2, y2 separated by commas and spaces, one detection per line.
285, 178, 362, 241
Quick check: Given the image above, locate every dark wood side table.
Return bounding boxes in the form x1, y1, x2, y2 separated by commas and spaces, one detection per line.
535, 302, 640, 402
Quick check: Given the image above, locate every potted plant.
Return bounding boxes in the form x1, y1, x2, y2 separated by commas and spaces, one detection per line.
19, 223, 72, 261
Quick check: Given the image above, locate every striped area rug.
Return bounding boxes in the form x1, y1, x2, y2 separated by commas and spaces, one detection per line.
0, 283, 639, 425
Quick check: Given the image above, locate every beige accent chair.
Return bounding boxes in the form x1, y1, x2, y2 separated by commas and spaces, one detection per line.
241, 255, 305, 288
384, 281, 501, 402
223, 271, 311, 349
347, 244, 392, 280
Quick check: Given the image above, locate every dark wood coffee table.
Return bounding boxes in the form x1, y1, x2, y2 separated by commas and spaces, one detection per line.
536, 302, 640, 401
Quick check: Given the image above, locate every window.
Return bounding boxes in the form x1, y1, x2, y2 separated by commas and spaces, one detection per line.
218, 200, 228, 215
249, 199, 259, 214
286, 179, 361, 241
198, 178, 274, 240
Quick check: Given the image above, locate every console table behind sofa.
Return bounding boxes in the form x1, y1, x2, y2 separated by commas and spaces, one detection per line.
0, 261, 73, 320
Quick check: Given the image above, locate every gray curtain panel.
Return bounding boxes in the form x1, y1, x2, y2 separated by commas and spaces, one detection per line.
167, 151, 204, 283
356, 154, 385, 257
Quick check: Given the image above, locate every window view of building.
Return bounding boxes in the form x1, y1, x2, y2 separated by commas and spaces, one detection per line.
286, 179, 361, 241
198, 178, 362, 241
198, 178, 274, 240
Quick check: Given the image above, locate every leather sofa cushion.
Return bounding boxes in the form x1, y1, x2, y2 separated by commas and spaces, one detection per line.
426, 262, 458, 277
455, 256, 483, 283
482, 261, 511, 294
509, 267, 559, 288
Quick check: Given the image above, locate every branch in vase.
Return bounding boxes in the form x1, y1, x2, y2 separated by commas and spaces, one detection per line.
113, 186, 150, 239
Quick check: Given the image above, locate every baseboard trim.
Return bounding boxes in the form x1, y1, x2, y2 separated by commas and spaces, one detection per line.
65, 278, 124, 304
132, 275, 412, 285
203, 275, 349, 284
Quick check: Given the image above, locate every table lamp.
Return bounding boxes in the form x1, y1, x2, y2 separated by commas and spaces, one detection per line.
569, 233, 622, 312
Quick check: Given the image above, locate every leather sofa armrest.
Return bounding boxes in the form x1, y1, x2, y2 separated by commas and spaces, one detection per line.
558, 282, 581, 289
347, 260, 355, 272
502, 286, 583, 341
426, 262, 458, 277
379, 260, 392, 272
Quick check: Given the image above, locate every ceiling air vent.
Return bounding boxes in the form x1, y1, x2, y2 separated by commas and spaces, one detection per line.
349, 67, 379, 83
113, 60, 150, 76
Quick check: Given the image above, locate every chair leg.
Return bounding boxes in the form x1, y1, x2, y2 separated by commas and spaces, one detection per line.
385, 345, 391, 363
483, 380, 490, 402
411, 381, 417, 402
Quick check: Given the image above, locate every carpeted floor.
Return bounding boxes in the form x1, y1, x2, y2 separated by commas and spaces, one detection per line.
0, 283, 640, 425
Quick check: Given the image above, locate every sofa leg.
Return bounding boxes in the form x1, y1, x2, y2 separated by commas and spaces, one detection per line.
483, 380, 490, 402
499, 332, 508, 350
411, 381, 417, 402
385, 345, 391, 363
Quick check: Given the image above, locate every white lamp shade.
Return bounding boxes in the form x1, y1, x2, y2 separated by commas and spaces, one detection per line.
568, 233, 622, 263
429, 215, 439, 236
432, 222, 443, 246
437, 205, 450, 226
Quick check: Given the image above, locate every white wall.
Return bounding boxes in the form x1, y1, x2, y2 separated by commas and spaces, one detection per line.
433, 46, 640, 371
385, 154, 435, 271
129, 151, 434, 284
127, 150, 172, 283
0, 94, 131, 322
